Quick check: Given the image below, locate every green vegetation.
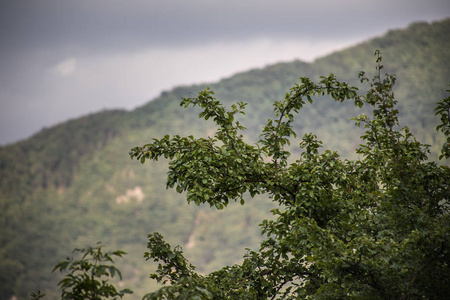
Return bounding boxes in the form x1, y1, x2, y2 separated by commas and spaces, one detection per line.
130, 52, 449, 298
52, 243, 132, 299
0, 19, 449, 299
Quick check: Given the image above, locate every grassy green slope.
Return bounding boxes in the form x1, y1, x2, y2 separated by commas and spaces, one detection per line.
1, 18, 449, 299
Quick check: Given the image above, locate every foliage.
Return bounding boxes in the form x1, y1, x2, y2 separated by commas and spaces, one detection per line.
131, 52, 450, 299
52, 242, 133, 300
29, 290, 45, 300
435, 88, 450, 159
141, 233, 213, 300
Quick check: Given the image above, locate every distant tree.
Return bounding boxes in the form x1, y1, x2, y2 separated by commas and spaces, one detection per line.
52, 242, 133, 300
130, 51, 450, 299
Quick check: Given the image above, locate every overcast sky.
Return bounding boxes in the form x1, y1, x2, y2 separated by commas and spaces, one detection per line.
1, 0, 449, 145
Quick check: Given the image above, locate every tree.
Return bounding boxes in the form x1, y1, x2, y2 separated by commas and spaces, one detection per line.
52, 242, 133, 300
130, 51, 450, 299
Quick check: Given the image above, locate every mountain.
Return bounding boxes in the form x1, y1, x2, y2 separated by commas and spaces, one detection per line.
1, 18, 449, 299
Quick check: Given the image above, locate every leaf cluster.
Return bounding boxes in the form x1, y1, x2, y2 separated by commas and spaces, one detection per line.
131, 52, 450, 299
435, 88, 450, 159
52, 242, 133, 300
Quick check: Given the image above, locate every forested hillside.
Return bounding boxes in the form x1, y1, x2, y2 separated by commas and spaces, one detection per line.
1, 18, 449, 299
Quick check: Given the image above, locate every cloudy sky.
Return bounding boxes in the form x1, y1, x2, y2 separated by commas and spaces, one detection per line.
1, 0, 449, 145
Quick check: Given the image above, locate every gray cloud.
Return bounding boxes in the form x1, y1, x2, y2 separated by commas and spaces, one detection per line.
0, 0, 449, 145
2, 0, 449, 51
